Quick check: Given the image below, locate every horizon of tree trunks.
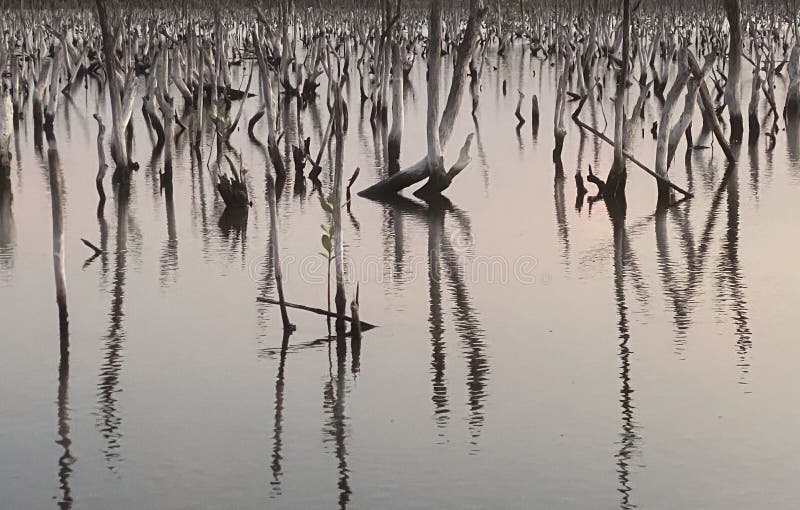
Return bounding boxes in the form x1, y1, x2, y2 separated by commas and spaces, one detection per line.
0, 0, 796, 341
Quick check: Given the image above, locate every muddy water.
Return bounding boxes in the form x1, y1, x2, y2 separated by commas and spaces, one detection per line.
1, 44, 799, 509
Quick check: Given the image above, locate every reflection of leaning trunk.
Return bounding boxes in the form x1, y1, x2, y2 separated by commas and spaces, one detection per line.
427, 204, 449, 428
720, 165, 752, 379
98, 182, 130, 472
270, 336, 289, 496
56, 331, 74, 510
608, 202, 638, 510
0, 175, 13, 277
440, 212, 488, 443
323, 343, 351, 509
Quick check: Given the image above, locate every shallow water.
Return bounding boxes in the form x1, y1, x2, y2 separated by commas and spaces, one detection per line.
2, 44, 800, 509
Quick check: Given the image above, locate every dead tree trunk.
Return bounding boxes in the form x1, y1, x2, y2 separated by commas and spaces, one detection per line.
254, 24, 287, 180
605, 0, 630, 202
552, 39, 569, 164
785, 44, 800, 117
43, 47, 63, 132
0, 88, 12, 179
93, 114, 108, 207
47, 132, 68, 334
359, 0, 487, 197
332, 79, 347, 332
723, 0, 743, 143
33, 58, 53, 137
418, 0, 447, 196
96, 0, 129, 175
687, 51, 736, 162
157, 49, 176, 188
266, 172, 293, 333
667, 73, 702, 166
748, 51, 763, 144
655, 49, 691, 207
387, 40, 404, 166
143, 58, 165, 151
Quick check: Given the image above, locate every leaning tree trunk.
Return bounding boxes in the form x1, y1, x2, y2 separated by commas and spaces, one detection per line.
655, 49, 691, 207
687, 51, 736, 162
143, 65, 165, 151
667, 77, 701, 165
723, 0, 743, 143
253, 26, 287, 179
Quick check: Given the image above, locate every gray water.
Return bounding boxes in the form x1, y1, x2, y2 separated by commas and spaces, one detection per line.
2, 45, 800, 509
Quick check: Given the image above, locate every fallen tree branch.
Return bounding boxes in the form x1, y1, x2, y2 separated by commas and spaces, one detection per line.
571, 97, 693, 199
256, 297, 378, 330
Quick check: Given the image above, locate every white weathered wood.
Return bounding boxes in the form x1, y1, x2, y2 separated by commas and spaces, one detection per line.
723, 0, 743, 141
93, 114, 108, 204
668, 54, 715, 165
655, 49, 691, 184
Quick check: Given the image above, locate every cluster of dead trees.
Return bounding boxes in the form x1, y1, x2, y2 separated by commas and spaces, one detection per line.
3, 0, 800, 343
6, 1, 794, 204
513, 0, 796, 209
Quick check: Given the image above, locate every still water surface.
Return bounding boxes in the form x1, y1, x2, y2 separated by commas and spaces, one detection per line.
1, 45, 799, 509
